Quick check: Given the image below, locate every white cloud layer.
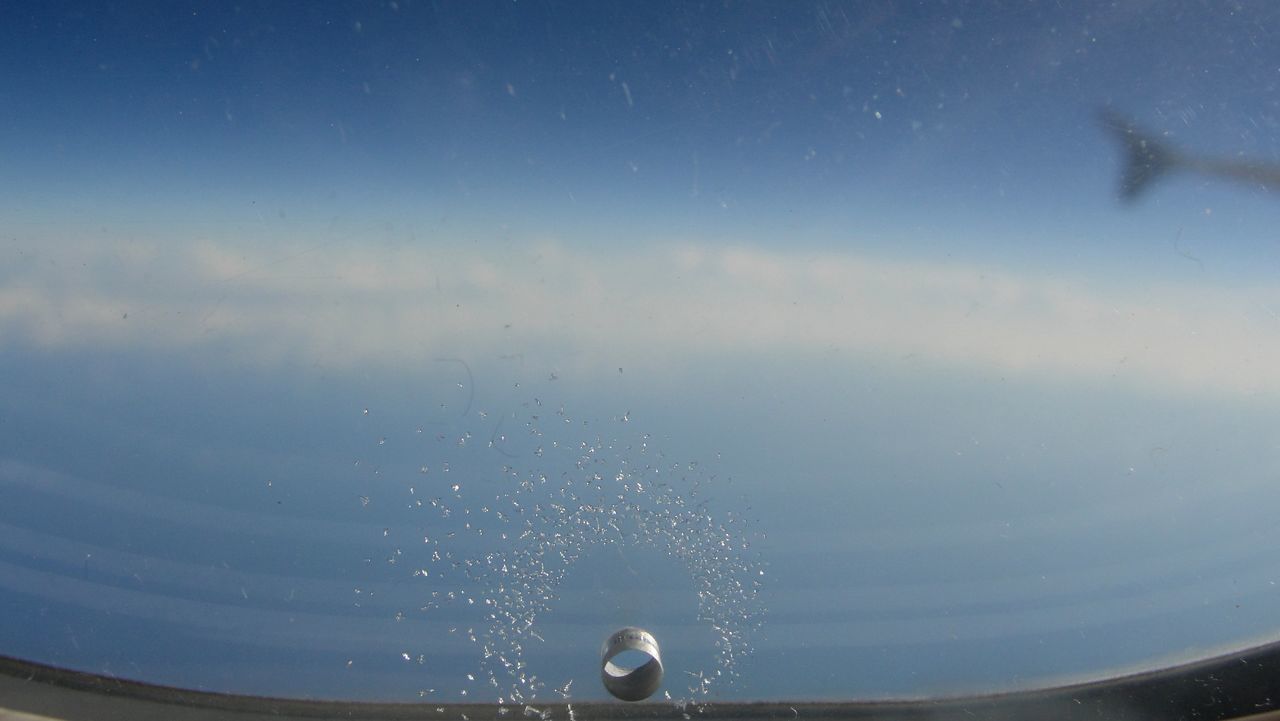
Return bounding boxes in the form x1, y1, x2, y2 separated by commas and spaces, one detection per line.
3, 235, 1279, 396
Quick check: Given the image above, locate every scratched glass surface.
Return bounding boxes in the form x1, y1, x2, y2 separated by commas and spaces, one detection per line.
2, 1, 1280, 702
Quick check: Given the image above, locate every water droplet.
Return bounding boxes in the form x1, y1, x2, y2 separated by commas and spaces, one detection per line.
369, 389, 763, 702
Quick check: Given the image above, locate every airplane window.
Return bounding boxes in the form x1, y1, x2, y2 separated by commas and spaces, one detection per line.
2, 0, 1280, 710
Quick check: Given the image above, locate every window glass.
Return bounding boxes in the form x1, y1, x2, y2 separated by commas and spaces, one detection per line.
2, 0, 1279, 703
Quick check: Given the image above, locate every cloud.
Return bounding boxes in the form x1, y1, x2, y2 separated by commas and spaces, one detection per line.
2, 235, 1277, 396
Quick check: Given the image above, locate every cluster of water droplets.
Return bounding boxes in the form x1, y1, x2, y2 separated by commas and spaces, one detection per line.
357, 384, 765, 707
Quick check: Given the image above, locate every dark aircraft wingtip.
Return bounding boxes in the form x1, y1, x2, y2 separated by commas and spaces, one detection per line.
1099, 109, 1178, 203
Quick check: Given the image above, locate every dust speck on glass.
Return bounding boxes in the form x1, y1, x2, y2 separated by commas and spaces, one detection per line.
2, 0, 1280, 705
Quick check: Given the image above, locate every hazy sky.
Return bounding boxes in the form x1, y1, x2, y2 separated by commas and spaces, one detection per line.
3, 0, 1280, 704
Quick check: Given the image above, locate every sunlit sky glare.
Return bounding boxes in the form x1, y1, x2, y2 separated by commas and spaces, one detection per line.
3, 0, 1280, 705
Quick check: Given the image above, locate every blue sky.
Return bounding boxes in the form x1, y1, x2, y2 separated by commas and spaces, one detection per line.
4, 0, 1280, 705
6, 1, 1279, 244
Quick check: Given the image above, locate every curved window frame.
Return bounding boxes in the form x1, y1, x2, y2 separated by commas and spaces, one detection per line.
3, 641, 1280, 721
